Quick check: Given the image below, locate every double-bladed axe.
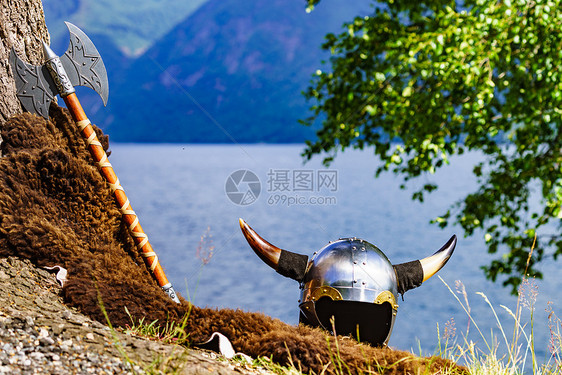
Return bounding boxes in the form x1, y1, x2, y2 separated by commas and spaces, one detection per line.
9, 22, 180, 303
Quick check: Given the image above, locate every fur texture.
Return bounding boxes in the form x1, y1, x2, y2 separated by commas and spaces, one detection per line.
0, 104, 466, 374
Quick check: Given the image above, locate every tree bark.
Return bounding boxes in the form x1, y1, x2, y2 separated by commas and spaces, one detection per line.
0, 0, 49, 125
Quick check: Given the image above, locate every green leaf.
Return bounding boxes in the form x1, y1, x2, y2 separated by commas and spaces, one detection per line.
402, 86, 413, 97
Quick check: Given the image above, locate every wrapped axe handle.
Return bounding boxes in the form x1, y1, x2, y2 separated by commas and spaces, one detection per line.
64, 94, 180, 303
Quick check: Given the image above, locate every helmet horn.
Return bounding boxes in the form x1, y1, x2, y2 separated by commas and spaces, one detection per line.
420, 235, 457, 282
239, 218, 309, 282
393, 235, 456, 295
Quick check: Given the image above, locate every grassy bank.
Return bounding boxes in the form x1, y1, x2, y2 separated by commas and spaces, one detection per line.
429, 274, 561, 375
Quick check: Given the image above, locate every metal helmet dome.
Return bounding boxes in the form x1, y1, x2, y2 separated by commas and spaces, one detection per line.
239, 218, 457, 346
299, 238, 399, 345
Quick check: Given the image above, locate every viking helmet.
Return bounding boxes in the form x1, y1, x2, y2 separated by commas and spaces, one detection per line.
239, 218, 456, 346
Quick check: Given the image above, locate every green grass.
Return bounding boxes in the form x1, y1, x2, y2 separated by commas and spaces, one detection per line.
122, 306, 192, 346
435, 275, 562, 375
434, 239, 562, 375
97, 288, 140, 374
96, 286, 194, 374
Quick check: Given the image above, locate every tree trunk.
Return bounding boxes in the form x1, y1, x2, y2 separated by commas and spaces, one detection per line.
0, 0, 49, 125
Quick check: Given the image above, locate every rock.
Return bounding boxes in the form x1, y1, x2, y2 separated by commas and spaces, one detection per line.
39, 336, 54, 346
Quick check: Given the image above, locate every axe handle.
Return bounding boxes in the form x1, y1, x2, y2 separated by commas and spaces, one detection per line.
63, 93, 173, 292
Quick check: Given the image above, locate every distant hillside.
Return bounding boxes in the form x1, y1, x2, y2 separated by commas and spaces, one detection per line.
43, 0, 373, 143
43, 0, 208, 56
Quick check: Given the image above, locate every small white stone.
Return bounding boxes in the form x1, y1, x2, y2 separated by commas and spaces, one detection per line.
29, 352, 44, 360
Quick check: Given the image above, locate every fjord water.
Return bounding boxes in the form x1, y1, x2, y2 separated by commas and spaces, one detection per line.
109, 143, 558, 360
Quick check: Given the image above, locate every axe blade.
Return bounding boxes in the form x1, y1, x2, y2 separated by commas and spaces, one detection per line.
9, 22, 108, 119
9, 48, 57, 120
59, 22, 109, 106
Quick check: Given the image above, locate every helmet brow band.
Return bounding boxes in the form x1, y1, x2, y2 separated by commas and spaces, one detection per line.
277, 250, 308, 282
309, 286, 342, 302
393, 260, 423, 295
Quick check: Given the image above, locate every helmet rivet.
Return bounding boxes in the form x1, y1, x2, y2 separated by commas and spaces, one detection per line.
353, 261, 357, 264
352, 246, 356, 250
361, 247, 366, 251
353, 280, 357, 283
362, 281, 366, 285
363, 262, 366, 265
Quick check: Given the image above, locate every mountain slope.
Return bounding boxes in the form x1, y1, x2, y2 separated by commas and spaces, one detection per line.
101, 0, 372, 143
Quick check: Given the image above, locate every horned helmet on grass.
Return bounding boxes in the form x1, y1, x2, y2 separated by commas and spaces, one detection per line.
239, 218, 456, 346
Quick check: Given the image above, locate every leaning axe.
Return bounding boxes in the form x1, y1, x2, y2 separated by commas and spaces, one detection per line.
9, 22, 180, 303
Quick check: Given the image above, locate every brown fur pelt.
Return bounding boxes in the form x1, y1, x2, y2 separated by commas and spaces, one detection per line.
0, 104, 466, 374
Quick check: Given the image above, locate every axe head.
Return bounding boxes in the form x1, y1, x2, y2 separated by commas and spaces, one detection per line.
9, 22, 109, 119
